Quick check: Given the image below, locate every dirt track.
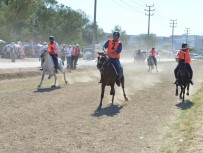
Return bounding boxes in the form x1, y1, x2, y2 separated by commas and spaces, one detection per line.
0, 59, 203, 153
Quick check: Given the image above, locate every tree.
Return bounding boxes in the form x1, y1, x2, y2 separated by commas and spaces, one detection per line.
136, 34, 158, 50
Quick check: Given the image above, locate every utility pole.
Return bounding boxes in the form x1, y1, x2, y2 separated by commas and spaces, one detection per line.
185, 27, 190, 44
170, 19, 177, 57
145, 4, 155, 51
92, 0, 97, 58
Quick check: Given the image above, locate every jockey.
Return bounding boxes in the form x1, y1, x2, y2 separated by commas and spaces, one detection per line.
48, 36, 59, 73
149, 47, 158, 66
101, 31, 123, 86
174, 43, 193, 85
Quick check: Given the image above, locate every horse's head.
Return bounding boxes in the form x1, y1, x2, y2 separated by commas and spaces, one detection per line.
40, 49, 48, 58
97, 52, 109, 71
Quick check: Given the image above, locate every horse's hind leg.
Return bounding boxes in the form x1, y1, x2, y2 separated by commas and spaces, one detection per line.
51, 73, 57, 88
98, 83, 106, 110
121, 77, 128, 101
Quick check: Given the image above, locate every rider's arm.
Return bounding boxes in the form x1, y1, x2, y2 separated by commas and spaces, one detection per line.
103, 40, 109, 51
115, 43, 122, 54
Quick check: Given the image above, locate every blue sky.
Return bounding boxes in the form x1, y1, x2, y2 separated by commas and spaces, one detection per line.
57, 0, 203, 36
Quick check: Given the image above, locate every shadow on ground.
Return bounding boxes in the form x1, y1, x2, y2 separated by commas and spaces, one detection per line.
34, 86, 61, 93
175, 100, 194, 110
92, 104, 125, 117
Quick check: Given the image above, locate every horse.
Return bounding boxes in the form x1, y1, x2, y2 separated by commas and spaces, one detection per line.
147, 55, 158, 72
96, 52, 128, 110
175, 59, 190, 102
38, 50, 68, 88
134, 51, 146, 63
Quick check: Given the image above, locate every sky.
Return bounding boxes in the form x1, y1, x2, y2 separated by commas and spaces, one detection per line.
57, 0, 203, 37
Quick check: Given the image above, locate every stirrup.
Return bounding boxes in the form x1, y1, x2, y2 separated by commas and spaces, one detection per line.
174, 80, 178, 84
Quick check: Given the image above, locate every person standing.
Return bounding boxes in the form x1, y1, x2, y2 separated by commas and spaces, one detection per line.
66, 45, 72, 69
73, 44, 80, 69
71, 45, 76, 69
60, 44, 66, 62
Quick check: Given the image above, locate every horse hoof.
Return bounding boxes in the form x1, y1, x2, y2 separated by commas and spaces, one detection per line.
125, 97, 128, 101
51, 85, 56, 88
187, 93, 189, 96
175, 93, 178, 96
97, 106, 101, 110
65, 81, 68, 84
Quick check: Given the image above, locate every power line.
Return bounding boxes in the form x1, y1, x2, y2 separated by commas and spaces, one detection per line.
145, 4, 155, 35
170, 19, 177, 52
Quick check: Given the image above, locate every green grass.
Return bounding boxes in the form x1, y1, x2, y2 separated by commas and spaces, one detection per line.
159, 87, 203, 153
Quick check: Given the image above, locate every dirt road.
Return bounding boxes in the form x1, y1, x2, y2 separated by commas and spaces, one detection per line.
0, 60, 202, 153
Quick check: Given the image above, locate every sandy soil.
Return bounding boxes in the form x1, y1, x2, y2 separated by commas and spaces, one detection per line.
0, 59, 203, 153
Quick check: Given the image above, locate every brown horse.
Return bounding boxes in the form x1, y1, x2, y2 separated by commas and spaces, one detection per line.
97, 52, 128, 110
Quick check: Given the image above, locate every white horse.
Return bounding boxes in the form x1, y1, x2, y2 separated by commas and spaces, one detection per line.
38, 50, 68, 88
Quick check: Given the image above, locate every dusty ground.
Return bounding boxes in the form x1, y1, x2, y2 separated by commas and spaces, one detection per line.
0, 59, 203, 153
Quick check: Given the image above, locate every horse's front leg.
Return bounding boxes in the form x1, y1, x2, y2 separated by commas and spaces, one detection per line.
176, 84, 178, 96
110, 84, 115, 104
63, 70, 68, 84
98, 83, 106, 110
182, 86, 186, 102
121, 77, 128, 101
179, 86, 183, 100
186, 83, 190, 96
38, 71, 45, 88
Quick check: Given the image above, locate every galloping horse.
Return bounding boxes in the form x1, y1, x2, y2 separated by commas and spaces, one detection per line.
147, 55, 158, 72
38, 50, 68, 88
175, 59, 190, 102
97, 52, 128, 110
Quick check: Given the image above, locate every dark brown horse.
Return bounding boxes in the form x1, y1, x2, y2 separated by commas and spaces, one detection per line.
175, 59, 190, 102
96, 52, 128, 110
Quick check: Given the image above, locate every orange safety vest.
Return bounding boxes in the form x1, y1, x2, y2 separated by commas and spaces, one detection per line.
48, 42, 58, 55
150, 50, 157, 57
107, 39, 121, 59
177, 49, 191, 64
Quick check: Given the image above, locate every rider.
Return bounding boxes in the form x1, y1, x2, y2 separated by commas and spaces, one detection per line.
174, 42, 193, 85
149, 47, 158, 66
101, 31, 123, 86
48, 36, 59, 73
